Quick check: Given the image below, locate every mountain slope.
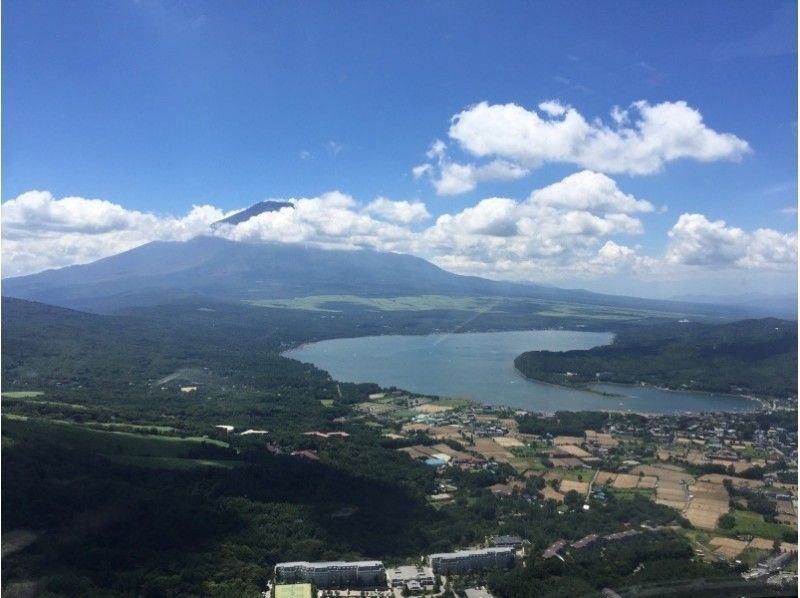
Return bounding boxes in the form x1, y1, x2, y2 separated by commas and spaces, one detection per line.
1, 236, 539, 310
0, 236, 768, 318
212, 200, 293, 227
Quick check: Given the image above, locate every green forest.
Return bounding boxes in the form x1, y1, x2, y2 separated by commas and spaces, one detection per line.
514, 318, 798, 398
1, 298, 793, 596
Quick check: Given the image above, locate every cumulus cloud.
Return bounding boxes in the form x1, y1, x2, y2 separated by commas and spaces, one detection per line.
2, 179, 795, 285
363, 198, 431, 224
417, 170, 655, 280
431, 160, 529, 195
1, 191, 229, 276
665, 213, 797, 269
415, 99, 750, 194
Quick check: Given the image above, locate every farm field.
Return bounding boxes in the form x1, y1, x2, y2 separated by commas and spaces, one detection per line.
716, 510, 798, 541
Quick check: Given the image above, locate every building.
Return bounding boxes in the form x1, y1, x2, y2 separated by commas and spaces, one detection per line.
274, 561, 385, 588
571, 534, 598, 549
542, 540, 567, 559
428, 547, 514, 574
489, 535, 524, 549
274, 584, 313, 598
387, 565, 435, 589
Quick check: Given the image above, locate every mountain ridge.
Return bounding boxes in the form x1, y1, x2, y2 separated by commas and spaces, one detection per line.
2, 235, 786, 319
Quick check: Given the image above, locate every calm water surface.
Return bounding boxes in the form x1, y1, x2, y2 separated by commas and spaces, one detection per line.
285, 330, 757, 414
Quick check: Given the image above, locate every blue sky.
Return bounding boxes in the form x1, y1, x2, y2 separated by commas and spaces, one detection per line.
2, 0, 797, 296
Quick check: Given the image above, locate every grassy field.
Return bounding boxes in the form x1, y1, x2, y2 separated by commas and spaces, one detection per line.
1, 391, 44, 398
717, 509, 796, 541
249, 294, 493, 312
612, 487, 656, 500
738, 547, 771, 567
249, 294, 692, 322
551, 467, 594, 482
89, 422, 177, 433
2, 416, 230, 459
2, 396, 90, 410
434, 398, 473, 409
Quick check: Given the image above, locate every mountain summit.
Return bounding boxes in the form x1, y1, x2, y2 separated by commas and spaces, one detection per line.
212, 200, 294, 227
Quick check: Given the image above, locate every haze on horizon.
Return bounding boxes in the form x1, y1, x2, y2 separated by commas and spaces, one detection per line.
2, 0, 797, 299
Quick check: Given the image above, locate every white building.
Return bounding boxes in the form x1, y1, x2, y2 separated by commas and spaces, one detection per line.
274, 560, 385, 588
428, 547, 514, 574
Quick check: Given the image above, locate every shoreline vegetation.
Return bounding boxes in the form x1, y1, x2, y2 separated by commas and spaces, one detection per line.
514, 318, 797, 403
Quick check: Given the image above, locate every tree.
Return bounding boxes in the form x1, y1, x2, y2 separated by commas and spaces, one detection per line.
718, 513, 735, 529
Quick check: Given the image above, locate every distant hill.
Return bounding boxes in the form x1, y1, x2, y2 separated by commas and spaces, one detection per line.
671, 293, 797, 319
1, 235, 766, 319
212, 200, 293, 227
514, 318, 798, 398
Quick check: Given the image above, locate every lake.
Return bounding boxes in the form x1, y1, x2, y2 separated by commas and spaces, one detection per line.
285, 329, 758, 414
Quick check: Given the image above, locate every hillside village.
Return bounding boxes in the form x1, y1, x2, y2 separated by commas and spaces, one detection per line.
269, 390, 798, 597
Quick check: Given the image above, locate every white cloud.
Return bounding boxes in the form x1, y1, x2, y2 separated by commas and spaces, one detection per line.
1, 191, 229, 276
417, 170, 653, 280
529, 170, 653, 214
3, 179, 795, 288
363, 198, 431, 224
415, 99, 750, 194
665, 213, 797, 269
429, 159, 529, 196
213, 191, 415, 252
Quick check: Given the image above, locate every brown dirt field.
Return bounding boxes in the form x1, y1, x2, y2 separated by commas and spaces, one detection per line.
631, 464, 693, 485
656, 449, 672, 461
550, 457, 584, 468
472, 437, 512, 463
780, 542, 798, 552
427, 426, 465, 440
401, 423, 430, 433
656, 499, 688, 510
710, 536, 748, 558
554, 435, 584, 446
414, 403, 452, 414
556, 444, 592, 458
684, 480, 729, 530
542, 486, 565, 503
656, 486, 688, 506
685, 507, 722, 530
431, 444, 473, 461
697, 474, 763, 490
596, 471, 618, 485
748, 537, 775, 551
685, 451, 709, 465
777, 500, 794, 515
593, 434, 618, 448
637, 476, 658, 489
613, 474, 640, 489
492, 436, 524, 448
560, 480, 590, 495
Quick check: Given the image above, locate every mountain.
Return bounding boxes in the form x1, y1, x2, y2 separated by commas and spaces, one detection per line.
671, 293, 798, 319
1, 235, 766, 318
212, 200, 293, 227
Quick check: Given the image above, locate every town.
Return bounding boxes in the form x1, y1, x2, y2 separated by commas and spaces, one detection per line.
256, 390, 798, 597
